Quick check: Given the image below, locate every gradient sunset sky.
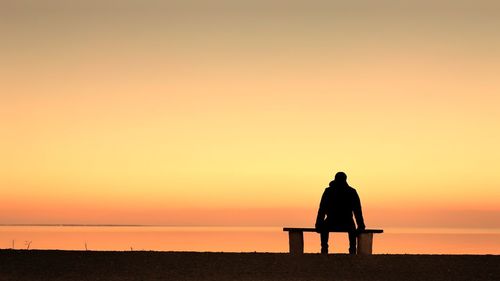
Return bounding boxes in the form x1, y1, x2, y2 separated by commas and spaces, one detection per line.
1, 0, 499, 228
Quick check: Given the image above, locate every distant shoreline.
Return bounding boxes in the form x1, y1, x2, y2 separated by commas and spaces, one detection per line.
0, 224, 150, 227
0, 250, 498, 281
1, 249, 499, 255
0, 224, 285, 227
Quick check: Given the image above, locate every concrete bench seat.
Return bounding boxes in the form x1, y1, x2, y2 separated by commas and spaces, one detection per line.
283, 227, 383, 255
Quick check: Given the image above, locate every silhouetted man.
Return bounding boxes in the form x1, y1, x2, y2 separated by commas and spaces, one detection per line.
315, 172, 365, 254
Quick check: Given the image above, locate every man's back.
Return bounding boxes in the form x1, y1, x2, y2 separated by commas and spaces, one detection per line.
316, 174, 365, 231
324, 184, 361, 229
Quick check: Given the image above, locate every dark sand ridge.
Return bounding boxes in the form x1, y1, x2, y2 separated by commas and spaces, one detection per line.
0, 250, 499, 281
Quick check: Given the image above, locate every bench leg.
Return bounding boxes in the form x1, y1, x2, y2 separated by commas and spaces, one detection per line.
357, 233, 373, 255
288, 231, 304, 255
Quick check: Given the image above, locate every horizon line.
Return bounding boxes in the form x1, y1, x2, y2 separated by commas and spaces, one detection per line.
0, 223, 287, 227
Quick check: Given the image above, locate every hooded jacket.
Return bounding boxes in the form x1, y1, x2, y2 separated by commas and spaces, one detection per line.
315, 180, 365, 231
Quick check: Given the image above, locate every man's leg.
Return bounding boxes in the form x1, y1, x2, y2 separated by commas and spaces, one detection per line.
320, 231, 329, 254
348, 231, 357, 255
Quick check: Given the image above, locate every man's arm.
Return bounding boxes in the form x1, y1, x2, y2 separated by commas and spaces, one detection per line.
315, 189, 328, 230
353, 190, 365, 230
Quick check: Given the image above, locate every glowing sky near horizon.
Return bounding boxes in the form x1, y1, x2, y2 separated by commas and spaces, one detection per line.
1, 0, 499, 227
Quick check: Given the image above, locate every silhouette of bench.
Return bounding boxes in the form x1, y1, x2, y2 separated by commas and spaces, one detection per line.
283, 227, 383, 255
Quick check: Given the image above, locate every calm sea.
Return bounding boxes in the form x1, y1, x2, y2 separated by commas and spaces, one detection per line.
1, 226, 499, 254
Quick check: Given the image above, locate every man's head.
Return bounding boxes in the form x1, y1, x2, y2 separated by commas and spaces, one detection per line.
334, 172, 347, 183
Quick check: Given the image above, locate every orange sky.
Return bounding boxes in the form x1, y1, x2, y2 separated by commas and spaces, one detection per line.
1, 0, 499, 227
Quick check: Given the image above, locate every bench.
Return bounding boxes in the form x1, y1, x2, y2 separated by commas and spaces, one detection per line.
283, 227, 383, 255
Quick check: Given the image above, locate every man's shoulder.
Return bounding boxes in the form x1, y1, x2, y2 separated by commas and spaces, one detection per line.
323, 187, 332, 195
348, 186, 358, 193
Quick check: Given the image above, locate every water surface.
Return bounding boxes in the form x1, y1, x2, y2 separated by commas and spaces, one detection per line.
1, 226, 499, 254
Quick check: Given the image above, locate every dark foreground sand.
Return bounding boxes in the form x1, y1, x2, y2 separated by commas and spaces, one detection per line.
0, 250, 499, 281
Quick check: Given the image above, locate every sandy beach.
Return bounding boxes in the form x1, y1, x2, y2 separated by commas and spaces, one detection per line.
0, 250, 498, 281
